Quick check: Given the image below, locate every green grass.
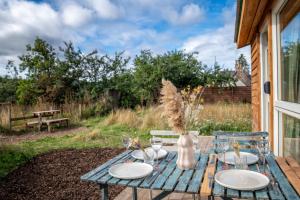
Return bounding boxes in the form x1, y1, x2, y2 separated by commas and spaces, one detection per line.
0, 104, 252, 179
0, 118, 151, 179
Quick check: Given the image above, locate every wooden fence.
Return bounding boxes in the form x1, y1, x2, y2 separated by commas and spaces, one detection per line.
202, 86, 251, 104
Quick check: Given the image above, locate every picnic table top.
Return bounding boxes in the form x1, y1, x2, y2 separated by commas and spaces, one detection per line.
33, 110, 60, 115
81, 150, 300, 200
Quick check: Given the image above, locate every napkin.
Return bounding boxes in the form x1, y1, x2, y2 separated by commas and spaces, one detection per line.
233, 142, 240, 158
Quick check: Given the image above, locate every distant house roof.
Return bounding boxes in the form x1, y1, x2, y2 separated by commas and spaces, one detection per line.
224, 70, 251, 87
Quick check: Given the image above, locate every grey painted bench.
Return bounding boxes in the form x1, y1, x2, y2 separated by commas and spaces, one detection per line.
150, 130, 199, 152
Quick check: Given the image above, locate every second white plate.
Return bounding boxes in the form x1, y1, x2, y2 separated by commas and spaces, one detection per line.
218, 151, 259, 165
109, 162, 153, 179
215, 169, 269, 191
131, 148, 168, 160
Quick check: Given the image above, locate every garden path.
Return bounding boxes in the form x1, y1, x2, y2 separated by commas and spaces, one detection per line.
0, 126, 87, 144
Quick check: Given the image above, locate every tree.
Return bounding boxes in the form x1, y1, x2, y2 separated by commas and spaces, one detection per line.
18, 37, 58, 104
133, 50, 207, 104
238, 54, 249, 73
0, 76, 19, 102
206, 62, 236, 87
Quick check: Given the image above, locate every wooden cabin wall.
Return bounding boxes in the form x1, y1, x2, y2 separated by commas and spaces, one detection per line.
250, 33, 261, 131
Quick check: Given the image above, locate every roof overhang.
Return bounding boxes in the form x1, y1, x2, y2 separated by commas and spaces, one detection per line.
234, 0, 269, 48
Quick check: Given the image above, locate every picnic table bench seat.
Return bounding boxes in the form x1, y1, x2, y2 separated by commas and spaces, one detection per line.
150, 130, 199, 144
44, 118, 69, 132
26, 120, 40, 128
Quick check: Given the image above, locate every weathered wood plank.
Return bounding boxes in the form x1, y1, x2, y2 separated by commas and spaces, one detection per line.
266, 155, 300, 200
162, 167, 183, 191
150, 153, 177, 189
186, 154, 209, 193
174, 154, 201, 192
276, 157, 300, 195
200, 154, 217, 197
266, 165, 285, 200
212, 160, 225, 197
139, 158, 169, 188
286, 156, 300, 167
81, 150, 131, 181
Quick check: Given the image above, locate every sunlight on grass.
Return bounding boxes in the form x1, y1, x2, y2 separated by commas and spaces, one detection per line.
0, 103, 251, 178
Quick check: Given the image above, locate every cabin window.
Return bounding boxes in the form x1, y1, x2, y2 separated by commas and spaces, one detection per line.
276, 0, 300, 160
282, 114, 300, 162
280, 13, 300, 103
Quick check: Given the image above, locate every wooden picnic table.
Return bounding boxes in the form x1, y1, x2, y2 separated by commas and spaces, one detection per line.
81, 150, 300, 200
33, 110, 60, 131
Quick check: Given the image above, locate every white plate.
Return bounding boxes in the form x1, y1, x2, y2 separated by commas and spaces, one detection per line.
131, 148, 168, 160
218, 151, 259, 165
215, 169, 269, 191
109, 162, 153, 179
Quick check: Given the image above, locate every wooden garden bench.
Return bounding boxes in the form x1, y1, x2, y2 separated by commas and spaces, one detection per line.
44, 118, 69, 132
213, 131, 269, 153
150, 130, 199, 151
26, 120, 40, 128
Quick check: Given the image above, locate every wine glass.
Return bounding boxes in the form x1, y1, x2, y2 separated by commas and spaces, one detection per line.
219, 138, 230, 169
122, 135, 131, 150
150, 137, 162, 167
257, 141, 270, 173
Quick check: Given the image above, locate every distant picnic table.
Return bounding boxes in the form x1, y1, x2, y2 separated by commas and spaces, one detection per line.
28, 110, 69, 132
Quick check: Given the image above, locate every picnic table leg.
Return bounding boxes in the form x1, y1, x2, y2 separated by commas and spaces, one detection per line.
132, 187, 137, 200
38, 114, 42, 132
99, 184, 109, 200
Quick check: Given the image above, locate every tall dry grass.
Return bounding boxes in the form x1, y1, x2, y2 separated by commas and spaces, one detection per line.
101, 103, 251, 131
197, 103, 251, 123
103, 109, 141, 128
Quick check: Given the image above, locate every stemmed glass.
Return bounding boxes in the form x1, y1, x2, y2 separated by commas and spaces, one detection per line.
150, 137, 163, 167
219, 138, 230, 169
256, 141, 270, 174
122, 135, 132, 150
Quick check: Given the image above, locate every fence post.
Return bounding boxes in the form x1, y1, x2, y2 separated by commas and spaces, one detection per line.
8, 102, 12, 132
79, 103, 82, 120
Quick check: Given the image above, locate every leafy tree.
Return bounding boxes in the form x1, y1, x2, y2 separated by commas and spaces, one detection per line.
0, 76, 19, 102
133, 50, 207, 104
238, 54, 249, 72
18, 37, 58, 104
206, 62, 236, 87
16, 79, 41, 105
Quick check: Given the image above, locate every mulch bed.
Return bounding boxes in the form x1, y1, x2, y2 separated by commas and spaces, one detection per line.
0, 148, 125, 200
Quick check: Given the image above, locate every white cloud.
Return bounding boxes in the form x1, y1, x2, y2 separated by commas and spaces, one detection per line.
181, 6, 250, 69
87, 0, 120, 19
165, 3, 204, 25
62, 3, 92, 27
0, 0, 64, 70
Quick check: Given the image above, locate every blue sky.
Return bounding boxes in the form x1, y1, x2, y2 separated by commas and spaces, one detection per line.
0, 0, 250, 75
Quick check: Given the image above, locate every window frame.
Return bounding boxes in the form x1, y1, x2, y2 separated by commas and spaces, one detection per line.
272, 0, 300, 156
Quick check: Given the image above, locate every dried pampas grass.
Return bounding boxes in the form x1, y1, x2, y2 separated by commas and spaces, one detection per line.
160, 80, 186, 134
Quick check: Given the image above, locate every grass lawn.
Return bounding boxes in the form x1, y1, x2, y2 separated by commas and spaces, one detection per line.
0, 103, 252, 178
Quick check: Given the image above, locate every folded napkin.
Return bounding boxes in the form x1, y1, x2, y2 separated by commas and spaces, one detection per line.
233, 142, 240, 158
